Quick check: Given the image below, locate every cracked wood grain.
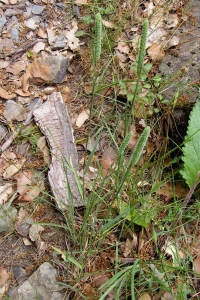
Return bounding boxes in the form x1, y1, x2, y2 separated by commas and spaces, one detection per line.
33, 92, 83, 208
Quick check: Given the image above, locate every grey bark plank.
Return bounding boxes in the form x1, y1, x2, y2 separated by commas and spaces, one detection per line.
33, 92, 83, 208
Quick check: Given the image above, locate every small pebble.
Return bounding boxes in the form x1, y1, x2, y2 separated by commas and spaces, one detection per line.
9, 0, 18, 4
10, 28, 19, 42
24, 18, 38, 30
3, 100, 24, 122
52, 41, 66, 50
32, 5, 45, 15
4, 9, 18, 17
23, 7, 32, 19
0, 17, 7, 33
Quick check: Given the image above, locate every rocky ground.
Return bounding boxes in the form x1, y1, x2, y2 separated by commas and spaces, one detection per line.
0, 0, 200, 299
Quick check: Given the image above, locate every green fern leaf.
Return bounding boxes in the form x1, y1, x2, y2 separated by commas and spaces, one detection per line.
180, 100, 200, 188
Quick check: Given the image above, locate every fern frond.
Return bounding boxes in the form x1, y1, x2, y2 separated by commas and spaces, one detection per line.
93, 12, 102, 64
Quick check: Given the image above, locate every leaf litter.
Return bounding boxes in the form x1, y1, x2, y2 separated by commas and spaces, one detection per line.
0, 0, 199, 298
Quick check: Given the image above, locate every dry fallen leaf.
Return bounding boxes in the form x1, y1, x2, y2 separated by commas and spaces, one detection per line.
23, 237, 32, 246
15, 170, 33, 196
33, 41, 45, 53
76, 109, 90, 127
22, 182, 44, 202
37, 27, 48, 39
127, 125, 138, 150
6, 61, 28, 75
46, 28, 57, 45
147, 43, 165, 61
75, 0, 87, 4
161, 292, 176, 300
165, 14, 179, 29
15, 89, 31, 97
29, 224, 45, 241
0, 268, 9, 295
155, 182, 187, 200
165, 36, 180, 49
0, 87, 16, 100
123, 234, 138, 257
102, 20, 114, 28
194, 256, 200, 274
3, 158, 26, 179
65, 24, 80, 51
115, 41, 130, 54
37, 136, 51, 165
21, 72, 30, 93
100, 146, 117, 175
115, 49, 128, 63
82, 283, 97, 298
147, 27, 167, 45
137, 293, 152, 300
0, 183, 13, 205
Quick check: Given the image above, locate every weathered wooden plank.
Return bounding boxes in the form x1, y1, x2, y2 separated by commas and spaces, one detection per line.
33, 92, 83, 208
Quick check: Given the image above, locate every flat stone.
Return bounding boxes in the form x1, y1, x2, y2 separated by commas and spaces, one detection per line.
32, 16, 41, 23
24, 6, 32, 19
4, 9, 19, 17
9, 262, 65, 300
27, 56, 69, 84
24, 18, 38, 30
52, 41, 66, 50
52, 34, 67, 50
159, 0, 200, 104
32, 5, 45, 15
0, 17, 7, 33
3, 100, 24, 122
0, 204, 17, 233
12, 267, 27, 284
10, 28, 19, 42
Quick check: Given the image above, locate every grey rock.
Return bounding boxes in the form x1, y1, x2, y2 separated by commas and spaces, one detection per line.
24, 18, 38, 30
0, 124, 7, 140
29, 56, 68, 84
32, 16, 41, 24
4, 9, 19, 17
52, 41, 67, 50
9, 262, 65, 300
0, 17, 7, 33
13, 267, 27, 284
83, 138, 100, 152
0, 204, 17, 233
32, 5, 45, 15
10, 28, 19, 42
52, 34, 67, 50
15, 221, 31, 236
56, 3, 67, 9
24, 7, 32, 19
0, 38, 15, 53
159, 0, 200, 104
3, 100, 24, 122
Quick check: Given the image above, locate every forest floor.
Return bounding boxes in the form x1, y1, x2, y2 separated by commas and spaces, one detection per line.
0, 0, 200, 299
